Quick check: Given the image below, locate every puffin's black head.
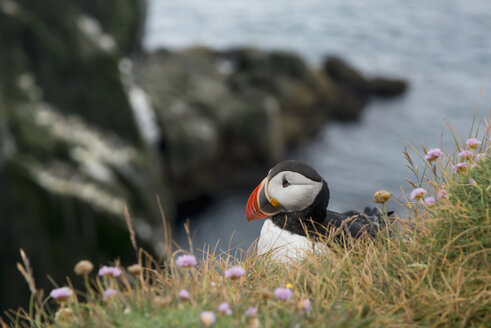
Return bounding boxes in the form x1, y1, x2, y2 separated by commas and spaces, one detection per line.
246, 160, 329, 221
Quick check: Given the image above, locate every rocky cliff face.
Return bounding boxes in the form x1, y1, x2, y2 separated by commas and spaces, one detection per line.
0, 0, 407, 312
0, 0, 173, 311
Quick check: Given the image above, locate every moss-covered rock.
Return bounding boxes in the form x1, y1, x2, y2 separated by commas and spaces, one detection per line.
0, 0, 177, 312
0, 0, 143, 143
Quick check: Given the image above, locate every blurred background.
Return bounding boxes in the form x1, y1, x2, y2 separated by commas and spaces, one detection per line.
1, 0, 490, 313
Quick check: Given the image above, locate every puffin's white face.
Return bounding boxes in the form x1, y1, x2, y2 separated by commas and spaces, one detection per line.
246, 160, 326, 221
267, 171, 323, 212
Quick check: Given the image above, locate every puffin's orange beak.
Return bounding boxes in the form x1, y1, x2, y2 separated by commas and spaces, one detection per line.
246, 178, 281, 221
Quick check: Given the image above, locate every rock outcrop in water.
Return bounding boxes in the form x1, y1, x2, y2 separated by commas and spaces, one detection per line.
0, 0, 407, 312
135, 47, 408, 201
324, 56, 407, 120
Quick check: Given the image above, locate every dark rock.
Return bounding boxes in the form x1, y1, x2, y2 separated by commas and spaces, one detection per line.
134, 48, 408, 201
367, 77, 408, 97
324, 56, 369, 92
323, 56, 408, 120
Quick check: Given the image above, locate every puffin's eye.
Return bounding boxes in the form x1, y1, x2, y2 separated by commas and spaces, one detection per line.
282, 177, 290, 188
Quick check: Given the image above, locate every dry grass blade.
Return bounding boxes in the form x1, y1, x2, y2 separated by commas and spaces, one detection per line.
124, 205, 138, 256
183, 219, 193, 254
157, 194, 173, 262
16, 249, 38, 302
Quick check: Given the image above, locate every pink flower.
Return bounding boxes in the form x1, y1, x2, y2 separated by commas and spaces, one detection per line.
466, 138, 481, 149
298, 298, 312, 314
424, 148, 442, 162
453, 162, 467, 173
218, 302, 232, 315
424, 197, 435, 206
200, 311, 216, 327
274, 287, 293, 301
458, 150, 473, 160
244, 307, 257, 317
49, 287, 73, 302
179, 289, 190, 300
98, 266, 121, 278
103, 288, 117, 300
176, 254, 197, 268
410, 188, 426, 200
469, 178, 476, 185
224, 266, 246, 280
437, 189, 448, 200
476, 153, 486, 161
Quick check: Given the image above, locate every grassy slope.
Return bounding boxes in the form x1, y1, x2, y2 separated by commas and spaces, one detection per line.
2, 127, 490, 328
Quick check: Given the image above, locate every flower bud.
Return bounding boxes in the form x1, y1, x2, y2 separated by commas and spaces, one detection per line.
74, 260, 93, 276
200, 311, 216, 327
373, 190, 392, 204
127, 264, 142, 276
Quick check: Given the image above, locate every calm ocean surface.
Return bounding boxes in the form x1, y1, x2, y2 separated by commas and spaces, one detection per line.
145, 0, 491, 251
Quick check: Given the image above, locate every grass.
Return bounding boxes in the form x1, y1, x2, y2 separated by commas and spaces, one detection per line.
2, 120, 490, 328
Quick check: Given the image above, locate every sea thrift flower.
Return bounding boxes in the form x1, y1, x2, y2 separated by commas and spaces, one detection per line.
98, 266, 121, 278
245, 307, 258, 317
127, 264, 142, 276
218, 302, 232, 315
50, 287, 73, 302
274, 287, 293, 301
373, 190, 391, 204
179, 289, 190, 300
466, 138, 481, 149
225, 266, 246, 280
476, 153, 486, 161
176, 254, 197, 268
458, 150, 473, 160
74, 260, 93, 275
424, 197, 435, 206
469, 178, 476, 185
298, 298, 312, 314
453, 162, 467, 173
424, 148, 442, 162
200, 311, 216, 327
103, 288, 117, 300
437, 189, 448, 200
410, 188, 426, 200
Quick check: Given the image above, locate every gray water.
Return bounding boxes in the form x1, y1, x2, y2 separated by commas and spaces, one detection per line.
145, 0, 491, 251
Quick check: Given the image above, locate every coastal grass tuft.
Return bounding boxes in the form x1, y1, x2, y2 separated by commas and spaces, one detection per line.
2, 121, 490, 327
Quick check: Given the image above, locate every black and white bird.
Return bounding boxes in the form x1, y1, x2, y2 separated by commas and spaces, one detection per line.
246, 160, 391, 261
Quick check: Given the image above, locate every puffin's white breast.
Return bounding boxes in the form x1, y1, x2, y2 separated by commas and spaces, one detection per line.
257, 219, 328, 262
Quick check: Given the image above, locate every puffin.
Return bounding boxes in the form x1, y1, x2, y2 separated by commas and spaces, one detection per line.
246, 160, 391, 261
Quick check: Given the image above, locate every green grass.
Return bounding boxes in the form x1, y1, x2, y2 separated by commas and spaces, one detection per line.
2, 121, 490, 328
